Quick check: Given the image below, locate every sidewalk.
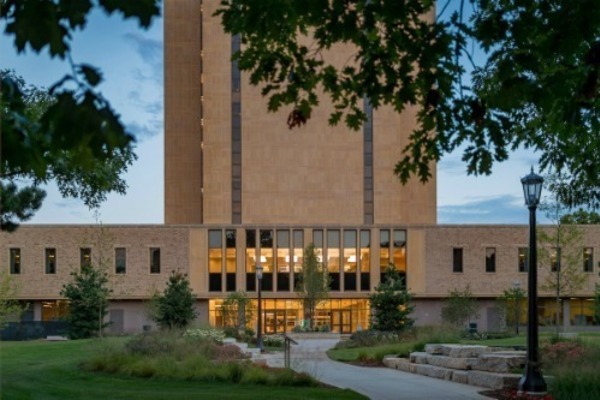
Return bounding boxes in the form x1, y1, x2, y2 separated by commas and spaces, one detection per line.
261, 338, 491, 400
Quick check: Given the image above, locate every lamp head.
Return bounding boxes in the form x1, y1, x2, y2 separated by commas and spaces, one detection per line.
256, 263, 263, 279
521, 167, 544, 207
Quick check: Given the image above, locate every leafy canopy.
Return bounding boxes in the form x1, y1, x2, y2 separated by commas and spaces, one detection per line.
216, 0, 600, 207
295, 243, 330, 329
0, 1, 160, 231
441, 285, 479, 328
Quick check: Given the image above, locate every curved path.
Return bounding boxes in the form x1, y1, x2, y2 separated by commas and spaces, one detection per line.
262, 338, 491, 400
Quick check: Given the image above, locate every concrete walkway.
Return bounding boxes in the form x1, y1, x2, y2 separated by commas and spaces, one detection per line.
261, 338, 491, 400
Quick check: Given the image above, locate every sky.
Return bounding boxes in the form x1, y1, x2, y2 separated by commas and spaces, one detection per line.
0, 6, 545, 226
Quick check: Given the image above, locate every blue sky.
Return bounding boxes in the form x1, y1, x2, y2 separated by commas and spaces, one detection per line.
1, 7, 543, 225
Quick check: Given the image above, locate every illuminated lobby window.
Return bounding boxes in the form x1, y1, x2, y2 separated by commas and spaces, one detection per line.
10, 248, 21, 275
260, 230, 274, 291
42, 300, 69, 321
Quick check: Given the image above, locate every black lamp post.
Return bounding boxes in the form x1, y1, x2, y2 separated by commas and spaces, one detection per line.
256, 261, 264, 353
519, 168, 547, 395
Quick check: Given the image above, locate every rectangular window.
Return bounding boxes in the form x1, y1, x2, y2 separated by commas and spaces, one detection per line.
115, 248, 126, 274
10, 248, 21, 274
209, 230, 223, 292
344, 230, 357, 291
45, 248, 56, 274
80, 248, 92, 269
453, 248, 463, 273
583, 247, 594, 272
293, 230, 304, 273
379, 229, 390, 269
518, 247, 529, 272
276, 230, 290, 292
551, 247, 560, 272
225, 230, 236, 291
393, 230, 406, 286
260, 230, 273, 291
149, 248, 161, 274
485, 247, 496, 273
360, 230, 370, 291
327, 230, 340, 291
246, 229, 256, 291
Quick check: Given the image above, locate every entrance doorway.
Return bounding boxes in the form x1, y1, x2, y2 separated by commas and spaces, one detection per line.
331, 310, 352, 333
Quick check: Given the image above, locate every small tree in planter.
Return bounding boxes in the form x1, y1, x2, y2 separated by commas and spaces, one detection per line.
295, 243, 330, 330
221, 290, 255, 337
370, 265, 414, 332
441, 285, 479, 330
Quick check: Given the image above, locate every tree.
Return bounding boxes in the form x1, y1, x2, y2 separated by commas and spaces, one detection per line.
216, 1, 600, 208
0, 272, 26, 328
221, 290, 255, 332
60, 264, 112, 339
151, 271, 197, 330
539, 176, 587, 331
496, 286, 527, 336
441, 285, 479, 328
369, 265, 414, 332
295, 243, 330, 330
1, 2, 160, 231
560, 209, 600, 225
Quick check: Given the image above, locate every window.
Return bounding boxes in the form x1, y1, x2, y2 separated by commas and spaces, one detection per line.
453, 248, 463, 273
343, 230, 357, 291
518, 247, 529, 272
225, 230, 236, 291
327, 230, 340, 291
45, 248, 56, 274
550, 247, 560, 272
149, 248, 161, 274
583, 247, 594, 272
80, 248, 91, 269
246, 229, 256, 291
379, 230, 390, 269
115, 248, 126, 274
10, 248, 21, 274
209, 230, 223, 292
276, 230, 290, 291
292, 230, 303, 273
360, 230, 370, 291
485, 247, 496, 273
259, 230, 274, 291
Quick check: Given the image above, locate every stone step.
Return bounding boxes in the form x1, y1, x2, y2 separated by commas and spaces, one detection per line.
472, 352, 526, 373
425, 344, 500, 358
409, 352, 477, 370
383, 356, 520, 390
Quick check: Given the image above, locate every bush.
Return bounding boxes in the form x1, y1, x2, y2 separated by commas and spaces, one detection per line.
262, 335, 285, 348
184, 328, 225, 344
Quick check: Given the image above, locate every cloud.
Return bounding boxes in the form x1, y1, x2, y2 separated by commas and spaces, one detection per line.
127, 120, 163, 139
438, 194, 535, 224
124, 33, 163, 84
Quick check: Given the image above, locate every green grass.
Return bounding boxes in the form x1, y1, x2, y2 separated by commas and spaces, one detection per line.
0, 339, 366, 400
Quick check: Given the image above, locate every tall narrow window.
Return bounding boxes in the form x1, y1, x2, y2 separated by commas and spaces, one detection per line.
209, 230, 223, 292
225, 230, 237, 291
115, 248, 126, 274
363, 97, 374, 224
550, 247, 560, 272
150, 248, 161, 274
344, 230, 357, 291
583, 247, 593, 272
327, 230, 340, 291
293, 230, 304, 289
246, 230, 256, 291
260, 230, 274, 291
360, 230, 370, 291
276, 230, 290, 291
45, 248, 56, 274
485, 247, 496, 273
10, 248, 21, 275
80, 248, 92, 269
453, 248, 463, 273
518, 247, 529, 272
393, 230, 407, 286
379, 229, 390, 284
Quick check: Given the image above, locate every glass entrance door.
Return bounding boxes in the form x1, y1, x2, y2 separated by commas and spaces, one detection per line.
331, 310, 352, 333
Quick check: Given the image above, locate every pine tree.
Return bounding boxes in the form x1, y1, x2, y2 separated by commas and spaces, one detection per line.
369, 265, 414, 332
152, 271, 197, 330
60, 265, 111, 339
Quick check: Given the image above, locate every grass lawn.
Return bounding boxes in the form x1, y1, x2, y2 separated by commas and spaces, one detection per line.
0, 339, 365, 400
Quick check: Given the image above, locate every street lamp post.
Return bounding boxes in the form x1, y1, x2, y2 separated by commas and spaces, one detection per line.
256, 262, 264, 353
519, 168, 547, 395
